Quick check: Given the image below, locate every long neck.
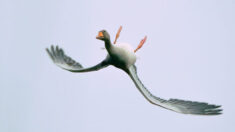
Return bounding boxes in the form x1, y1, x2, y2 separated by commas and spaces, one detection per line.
104, 39, 113, 53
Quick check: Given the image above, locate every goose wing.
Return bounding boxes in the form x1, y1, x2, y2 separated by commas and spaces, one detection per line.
46, 45, 110, 72
127, 65, 222, 115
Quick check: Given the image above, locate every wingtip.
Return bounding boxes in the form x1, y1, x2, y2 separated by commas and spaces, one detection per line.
204, 105, 223, 115
46, 46, 55, 61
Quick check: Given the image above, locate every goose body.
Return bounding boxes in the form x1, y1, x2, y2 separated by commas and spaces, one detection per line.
110, 42, 136, 69
46, 28, 222, 115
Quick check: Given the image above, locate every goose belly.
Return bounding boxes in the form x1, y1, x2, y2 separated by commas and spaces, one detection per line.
111, 43, 136, 68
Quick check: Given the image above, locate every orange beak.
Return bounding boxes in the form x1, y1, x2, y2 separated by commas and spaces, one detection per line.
96, 32, 104, 39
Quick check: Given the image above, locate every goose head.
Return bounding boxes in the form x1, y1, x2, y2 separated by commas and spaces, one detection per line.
96, 30, 113, 54
96, 30, 111, 42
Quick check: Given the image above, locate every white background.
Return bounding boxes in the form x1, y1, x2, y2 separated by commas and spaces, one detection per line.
1, 0, 234, 132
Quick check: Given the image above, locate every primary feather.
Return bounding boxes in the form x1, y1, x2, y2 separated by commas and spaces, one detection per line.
128, 65, 222, 115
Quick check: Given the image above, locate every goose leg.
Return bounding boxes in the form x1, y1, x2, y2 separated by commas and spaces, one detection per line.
134, 36, 147, 52
113, 26, 123, 44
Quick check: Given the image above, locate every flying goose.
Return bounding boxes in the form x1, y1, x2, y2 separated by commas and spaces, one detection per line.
46, 26, 222, 115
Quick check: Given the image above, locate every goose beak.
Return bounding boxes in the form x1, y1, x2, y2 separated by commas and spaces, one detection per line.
96, 31, 104, 40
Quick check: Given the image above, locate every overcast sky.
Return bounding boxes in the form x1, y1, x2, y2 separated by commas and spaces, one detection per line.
1, 0, 235, 132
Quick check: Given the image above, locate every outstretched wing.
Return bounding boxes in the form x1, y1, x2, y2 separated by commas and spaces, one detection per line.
127, 65, 222, 115
46, 45, 110, 72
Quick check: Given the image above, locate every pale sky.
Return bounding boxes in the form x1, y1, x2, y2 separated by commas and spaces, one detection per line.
1, 0, 235, 132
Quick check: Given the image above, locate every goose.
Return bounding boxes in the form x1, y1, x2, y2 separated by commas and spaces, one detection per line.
46, 26, 222, 115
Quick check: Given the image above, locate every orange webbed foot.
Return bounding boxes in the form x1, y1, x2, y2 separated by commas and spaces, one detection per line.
134, 36, 147, 52
113, 26, 122, 44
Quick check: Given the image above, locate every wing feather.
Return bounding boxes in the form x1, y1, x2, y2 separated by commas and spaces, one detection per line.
46, 45, 110, 72
128, 65, 222, 115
